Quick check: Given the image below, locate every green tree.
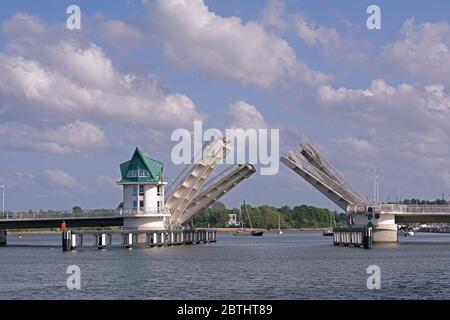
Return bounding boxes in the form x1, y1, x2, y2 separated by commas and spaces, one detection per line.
72, 205, 83, 215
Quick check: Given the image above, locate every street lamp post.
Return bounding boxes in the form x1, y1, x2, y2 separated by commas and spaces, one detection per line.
0, 184, 5, 218
366, 168, 383, 204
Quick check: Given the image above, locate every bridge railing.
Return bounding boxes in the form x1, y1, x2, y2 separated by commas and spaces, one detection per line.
1, 207, 172, 219
406, 205, 450, 213
1, 209, 118, 220
380, 204, 408, 213
118, 207, 171, 216
288, 152, 367, 206
347, 204, 450, 214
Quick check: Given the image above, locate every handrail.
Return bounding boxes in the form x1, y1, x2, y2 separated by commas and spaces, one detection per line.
347, 204, 450, 214
118, 207, 171, 215
165, 139, 214, 198
198, 164, 241, 192
288, 152, 367, 206
300, 139, 368, 203
1, 207, 171, 220
406, 205, 450, 213
380, 204, 408, 213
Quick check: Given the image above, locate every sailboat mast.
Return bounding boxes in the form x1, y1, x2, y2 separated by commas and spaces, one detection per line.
244, 200, 253, 230
239, 205, 244, 229
331, 211, 333, 228
278, 212, 281, 231
328, 210, 336, 228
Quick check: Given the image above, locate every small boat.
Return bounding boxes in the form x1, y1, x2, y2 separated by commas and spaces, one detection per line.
398, 226, 415, 237
233, 229, 264, 236
322, 211, 335, 236
233, 201, 263, 237
277, 213, 283, 234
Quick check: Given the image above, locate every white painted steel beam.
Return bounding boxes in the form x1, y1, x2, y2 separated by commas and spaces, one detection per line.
166, 138, 231, 228
177, 164, 256, 226
280, 152, 361, 210
299, 139, 367, 204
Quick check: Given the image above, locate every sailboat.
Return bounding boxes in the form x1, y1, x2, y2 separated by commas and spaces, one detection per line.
278, 212, 283, 235
233, 201, 263, 236
322, 211, 335, 236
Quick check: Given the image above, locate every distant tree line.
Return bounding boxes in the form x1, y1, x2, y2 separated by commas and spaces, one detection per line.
192, 202, 347, 229
4, 206, 116, 219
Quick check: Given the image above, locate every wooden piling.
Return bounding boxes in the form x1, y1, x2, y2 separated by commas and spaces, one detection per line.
333, 227, 372, 249
0, 229, 6, 246
62, 231, 72, 251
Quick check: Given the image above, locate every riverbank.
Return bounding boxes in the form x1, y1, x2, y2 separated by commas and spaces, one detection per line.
214, 227, 329, 233
8, 227, 330, 235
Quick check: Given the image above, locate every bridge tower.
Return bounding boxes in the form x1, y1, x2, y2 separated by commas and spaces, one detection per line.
117, 147, 169, 230
117, 139, 255, 231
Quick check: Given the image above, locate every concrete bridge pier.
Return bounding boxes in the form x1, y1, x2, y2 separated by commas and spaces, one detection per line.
373, 226, 397, 242
354, 212, 397, 243
372, 213, 397, 243
1, 229, 7, 246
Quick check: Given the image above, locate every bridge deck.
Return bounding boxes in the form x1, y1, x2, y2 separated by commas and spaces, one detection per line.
0, 216, 123, 229
395, 214, 450, 224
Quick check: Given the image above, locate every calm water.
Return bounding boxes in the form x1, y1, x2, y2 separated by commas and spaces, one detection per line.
1, 231, 450, 299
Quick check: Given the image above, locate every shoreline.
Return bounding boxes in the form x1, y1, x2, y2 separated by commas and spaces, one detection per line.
8, 227, 330, 235
214, 227, 328, 233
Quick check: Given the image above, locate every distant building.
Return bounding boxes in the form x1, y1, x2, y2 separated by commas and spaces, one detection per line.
117, 147, 169, 230
226, 212, 238, 227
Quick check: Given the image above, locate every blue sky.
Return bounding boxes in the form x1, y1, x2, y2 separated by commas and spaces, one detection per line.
1, 0, 450, 212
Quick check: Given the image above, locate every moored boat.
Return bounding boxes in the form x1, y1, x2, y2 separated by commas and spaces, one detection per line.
233, 201, 264, 237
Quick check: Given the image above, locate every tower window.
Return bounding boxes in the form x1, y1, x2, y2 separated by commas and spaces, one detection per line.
127, 170, 138, 178
139, 185, 144, 195
138, 170, 150, 177
133, 200, 137, 208
132, 185, 138, 195
157, 185, 161, 196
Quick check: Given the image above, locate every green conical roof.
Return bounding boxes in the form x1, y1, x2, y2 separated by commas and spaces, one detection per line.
118, 147, 163, 183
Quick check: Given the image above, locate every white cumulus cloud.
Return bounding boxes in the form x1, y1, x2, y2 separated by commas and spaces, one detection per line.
147, 0, 329, 88
315, 79, 450, 196
0, 121, 108, 155
379, 18, 450, 85
36, 169, 81, 189
227, 101, 268, 129
0, 13, 205, 157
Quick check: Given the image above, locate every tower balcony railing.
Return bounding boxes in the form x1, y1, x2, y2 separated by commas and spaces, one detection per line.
117, 207, 171, 216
